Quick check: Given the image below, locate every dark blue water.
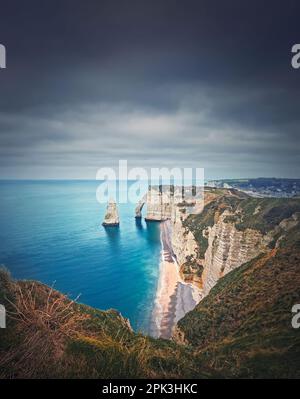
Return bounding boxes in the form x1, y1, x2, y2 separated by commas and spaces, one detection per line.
0, 180, 161, 333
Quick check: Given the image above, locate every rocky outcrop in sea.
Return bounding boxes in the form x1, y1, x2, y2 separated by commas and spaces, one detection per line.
102, 199, 119, 226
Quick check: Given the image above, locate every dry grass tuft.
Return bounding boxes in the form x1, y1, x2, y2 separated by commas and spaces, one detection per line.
0, 281, 87, 378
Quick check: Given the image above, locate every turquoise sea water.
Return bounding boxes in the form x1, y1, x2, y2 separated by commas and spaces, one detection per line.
0, 180, 161, 333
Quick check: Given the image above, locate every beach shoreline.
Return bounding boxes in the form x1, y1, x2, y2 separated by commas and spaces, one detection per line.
151, 220, 203, 339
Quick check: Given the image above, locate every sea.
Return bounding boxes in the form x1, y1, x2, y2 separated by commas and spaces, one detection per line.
0, 180, 161, 333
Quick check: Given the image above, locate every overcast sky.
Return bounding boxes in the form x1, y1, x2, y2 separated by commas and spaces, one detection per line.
0, 0, 300, 179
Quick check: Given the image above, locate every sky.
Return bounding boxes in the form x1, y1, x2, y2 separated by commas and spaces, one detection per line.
0, 0, 300, 179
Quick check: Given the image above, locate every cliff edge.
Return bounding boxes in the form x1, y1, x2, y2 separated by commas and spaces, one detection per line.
177, 189, 300, 295
173, 226, 300, 378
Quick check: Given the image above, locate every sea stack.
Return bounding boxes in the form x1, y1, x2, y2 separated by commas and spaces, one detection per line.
102, 199, 119, 226
135, 194, 147, 218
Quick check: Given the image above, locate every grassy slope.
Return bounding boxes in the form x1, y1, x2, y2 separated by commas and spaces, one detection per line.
230, 197, 300, 233
184, 192, 300, 258
0, 269, 211, 379
176, 227, 300, 378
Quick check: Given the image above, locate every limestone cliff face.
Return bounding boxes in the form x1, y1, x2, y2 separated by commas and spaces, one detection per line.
179, 193, 300, 297
172, 226, 300, 379
201, 210, 270, 295
135, 194, 147, 218
135, 186, 203, 285
136, 187, 300, 298
137, 186, 198, 221
145, 188, 173, 220
170, 205, 202, 287
202, 210, 300, 295
102, 199, 119, 226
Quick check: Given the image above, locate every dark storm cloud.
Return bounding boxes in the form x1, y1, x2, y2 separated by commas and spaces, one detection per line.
0, 0, 300, 178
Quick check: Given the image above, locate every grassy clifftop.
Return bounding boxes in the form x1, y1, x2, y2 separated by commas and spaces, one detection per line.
184, 191, 300, 258
0, 269, 211, 379
175, 227, 300, 378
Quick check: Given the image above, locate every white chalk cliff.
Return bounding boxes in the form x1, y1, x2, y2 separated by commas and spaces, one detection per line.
137, 187, 300, 298
102, 199, 119, 226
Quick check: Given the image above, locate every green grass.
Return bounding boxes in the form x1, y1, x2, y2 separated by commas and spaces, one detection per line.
176, 228, 300, 378
0, 269, 208, 379
234, 198, 300, 233
184, 194, 300, 260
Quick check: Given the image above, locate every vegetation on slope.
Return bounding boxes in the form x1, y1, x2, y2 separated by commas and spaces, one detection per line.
175, 227, 300, 378
184, 191, 300, 258
0, 269, 210, 379
228, 197, 300, 234
183, 189, 246, 258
